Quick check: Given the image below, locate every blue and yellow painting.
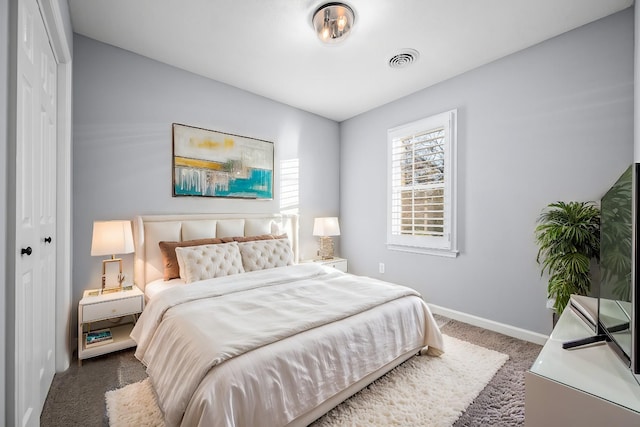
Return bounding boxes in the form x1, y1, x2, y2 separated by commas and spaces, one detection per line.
172, 123, 274, 199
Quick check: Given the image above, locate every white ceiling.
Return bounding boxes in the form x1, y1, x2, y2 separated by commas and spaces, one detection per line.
68, 0, 633, 122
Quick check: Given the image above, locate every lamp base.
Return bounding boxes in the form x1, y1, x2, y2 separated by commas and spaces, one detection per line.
318, 236, 335, 260
102, 256, 125, 291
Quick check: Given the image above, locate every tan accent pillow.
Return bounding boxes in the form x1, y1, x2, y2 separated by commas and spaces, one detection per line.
159, 238, 223, 280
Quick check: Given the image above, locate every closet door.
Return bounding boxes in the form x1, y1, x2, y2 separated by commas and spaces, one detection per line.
37, 8, 57, 406
15, 0, 57, 424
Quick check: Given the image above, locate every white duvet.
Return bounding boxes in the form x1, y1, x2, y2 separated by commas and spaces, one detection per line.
131, 263, 444, 427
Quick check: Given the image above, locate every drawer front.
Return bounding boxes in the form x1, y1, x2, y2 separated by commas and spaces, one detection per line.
326, 260, 347, 272
83, 296, 142, 322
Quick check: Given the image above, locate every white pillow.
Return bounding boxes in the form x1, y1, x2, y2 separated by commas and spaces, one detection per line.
175, 242, 245, 283
238, 239, 293, 272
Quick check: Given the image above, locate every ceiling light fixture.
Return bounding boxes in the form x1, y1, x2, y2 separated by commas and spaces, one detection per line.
312, 2, 355, 44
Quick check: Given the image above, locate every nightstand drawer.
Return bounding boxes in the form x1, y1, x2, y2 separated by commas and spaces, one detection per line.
82, 296, 142, 322
323, 259, 347, 272
303, 258, 348, 273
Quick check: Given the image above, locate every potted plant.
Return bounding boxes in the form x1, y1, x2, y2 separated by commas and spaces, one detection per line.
535, 201, 600, 315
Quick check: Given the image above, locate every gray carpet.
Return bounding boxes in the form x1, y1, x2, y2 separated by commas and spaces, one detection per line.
441, 318, 542, 426
40, 317, 541, 426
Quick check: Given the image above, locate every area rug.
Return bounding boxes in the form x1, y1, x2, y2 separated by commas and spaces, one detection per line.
106, 335, 508, 427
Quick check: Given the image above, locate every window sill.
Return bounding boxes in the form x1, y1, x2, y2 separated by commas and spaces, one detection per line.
387, 244, 459, 258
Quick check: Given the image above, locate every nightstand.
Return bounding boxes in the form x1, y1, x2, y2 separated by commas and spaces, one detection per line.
77, 286, 144, 365
307, 257, 348, 273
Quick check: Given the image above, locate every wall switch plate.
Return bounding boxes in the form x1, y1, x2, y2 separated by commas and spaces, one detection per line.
379, 263, 385, 274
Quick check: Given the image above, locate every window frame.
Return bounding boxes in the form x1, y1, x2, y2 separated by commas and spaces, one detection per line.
386, 109, 458, 257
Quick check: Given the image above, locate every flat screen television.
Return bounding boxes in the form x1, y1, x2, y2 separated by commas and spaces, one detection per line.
599, 163, 640, 383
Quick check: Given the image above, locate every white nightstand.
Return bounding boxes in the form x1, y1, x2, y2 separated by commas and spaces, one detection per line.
77, 286, 144, 365
307, 257, 348, 273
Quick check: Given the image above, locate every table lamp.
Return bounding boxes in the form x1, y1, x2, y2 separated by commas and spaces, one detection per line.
91, 220, 134, 292
313, 217, 340, 260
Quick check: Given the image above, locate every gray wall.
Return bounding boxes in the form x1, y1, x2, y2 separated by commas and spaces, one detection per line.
1, 0, 8, 419
340, 9, 634, 335
73, 35, 340, 321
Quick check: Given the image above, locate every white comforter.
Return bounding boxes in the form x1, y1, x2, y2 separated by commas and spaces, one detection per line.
131, 263, 444, 426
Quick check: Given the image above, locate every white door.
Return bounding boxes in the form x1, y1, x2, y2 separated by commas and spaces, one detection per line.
37, 6, 57, 406
15, 0, 57, 424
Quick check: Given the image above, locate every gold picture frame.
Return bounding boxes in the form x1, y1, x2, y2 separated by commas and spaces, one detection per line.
101, 257, 124, 293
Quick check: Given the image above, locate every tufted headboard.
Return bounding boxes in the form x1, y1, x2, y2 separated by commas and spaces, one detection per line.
133, 213, 299, 290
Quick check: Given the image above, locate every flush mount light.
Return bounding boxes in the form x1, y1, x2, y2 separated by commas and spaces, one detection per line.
312, 2, 355, 44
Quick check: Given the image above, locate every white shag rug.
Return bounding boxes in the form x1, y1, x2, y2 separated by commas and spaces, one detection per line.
106, 335, 508, 427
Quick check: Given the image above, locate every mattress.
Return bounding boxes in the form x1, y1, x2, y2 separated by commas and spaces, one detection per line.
144, 278, 185, 300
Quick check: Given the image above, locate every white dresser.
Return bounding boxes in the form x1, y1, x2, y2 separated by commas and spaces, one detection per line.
525, 303, 640, 426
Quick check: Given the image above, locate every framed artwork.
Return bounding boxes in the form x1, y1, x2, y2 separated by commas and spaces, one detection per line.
172, 123, 274, 199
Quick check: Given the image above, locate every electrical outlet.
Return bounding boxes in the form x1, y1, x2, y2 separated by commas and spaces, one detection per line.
379, 263, 385, 274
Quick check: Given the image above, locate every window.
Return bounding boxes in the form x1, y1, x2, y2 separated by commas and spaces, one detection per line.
387, 109, 458, 257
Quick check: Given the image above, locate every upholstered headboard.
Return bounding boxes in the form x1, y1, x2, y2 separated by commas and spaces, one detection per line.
133, 213, 299, 290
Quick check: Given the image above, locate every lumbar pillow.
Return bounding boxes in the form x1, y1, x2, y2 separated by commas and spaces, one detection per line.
219, 233, 287, 243
238, 238, 293, 272
174, 242, 245, 283
158, 238, 223, 280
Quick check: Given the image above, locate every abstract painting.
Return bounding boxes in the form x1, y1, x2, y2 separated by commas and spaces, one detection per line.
172, 123, 274, 199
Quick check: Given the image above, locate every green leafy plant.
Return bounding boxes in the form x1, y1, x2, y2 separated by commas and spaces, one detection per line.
535, 201, 600, 314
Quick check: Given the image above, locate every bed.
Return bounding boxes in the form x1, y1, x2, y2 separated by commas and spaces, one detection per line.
130, 213, 444, 427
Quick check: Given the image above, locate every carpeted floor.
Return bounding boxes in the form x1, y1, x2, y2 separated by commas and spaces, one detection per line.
106, 334, 508, 427
40, 316, 542, 426
442, 319, 543, 426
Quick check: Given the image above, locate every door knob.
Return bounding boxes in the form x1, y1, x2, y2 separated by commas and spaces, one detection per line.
21, 247, 32, 256
44, 237, 52, 243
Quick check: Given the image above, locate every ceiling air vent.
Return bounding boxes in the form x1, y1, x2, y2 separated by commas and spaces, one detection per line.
388, 49, 420, 69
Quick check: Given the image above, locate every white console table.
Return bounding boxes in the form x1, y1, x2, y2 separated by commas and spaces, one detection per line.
525, 304, 640, 426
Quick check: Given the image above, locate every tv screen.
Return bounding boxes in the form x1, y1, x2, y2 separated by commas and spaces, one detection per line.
599, 163, 639, 380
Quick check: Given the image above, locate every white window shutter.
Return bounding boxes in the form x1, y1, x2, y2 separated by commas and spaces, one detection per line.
387, 110, 458, 257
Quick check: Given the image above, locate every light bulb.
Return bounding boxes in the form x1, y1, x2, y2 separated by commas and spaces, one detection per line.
337, 15, 347, 31
322, 26, 330, 40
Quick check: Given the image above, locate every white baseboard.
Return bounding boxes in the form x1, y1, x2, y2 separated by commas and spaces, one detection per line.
428, 303, 549, 346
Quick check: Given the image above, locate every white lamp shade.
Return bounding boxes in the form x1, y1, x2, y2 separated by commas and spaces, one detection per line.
313, 217, 341, 237
91, 220, 134, 256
